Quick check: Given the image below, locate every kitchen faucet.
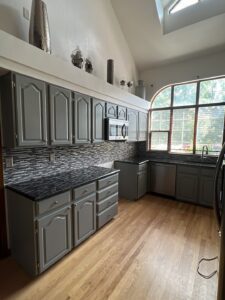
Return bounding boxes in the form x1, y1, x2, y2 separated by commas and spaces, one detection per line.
201, 145, 209, 159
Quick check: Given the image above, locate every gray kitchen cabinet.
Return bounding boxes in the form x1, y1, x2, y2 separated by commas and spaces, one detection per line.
117, 106, 127, 120
127, 109, 139, 141
198, 168, 215, 207
74, 92, 91, 144
92, 98, 105, 143
37, 205, 72, 273
105, 102, 117, 119
1, 73, 48, 147
114, 161, 147, 200
176, 165, 214, 206
97, 174, 119, 229
138, 112, 148, 141
176, 171, 199, 203
73, 194, 96, 246
49, 85, 72, 145
150, 163, 176, 197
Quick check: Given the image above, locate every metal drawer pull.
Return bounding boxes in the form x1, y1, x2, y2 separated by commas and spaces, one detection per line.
53, 201, 58, 205
107, 191, 111, 195
82, 189, 88, 194
107, 180, 112, 184
197, 256, 218, 279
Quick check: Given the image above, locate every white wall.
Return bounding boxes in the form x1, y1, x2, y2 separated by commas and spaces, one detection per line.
141, 50, 225, 100
0, 0, 138, 91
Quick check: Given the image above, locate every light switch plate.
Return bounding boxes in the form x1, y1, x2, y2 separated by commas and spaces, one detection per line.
5, 157, 14, 168
23, 7, 30, 20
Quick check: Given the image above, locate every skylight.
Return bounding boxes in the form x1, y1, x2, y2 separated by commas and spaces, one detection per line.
169, 0, 199, 14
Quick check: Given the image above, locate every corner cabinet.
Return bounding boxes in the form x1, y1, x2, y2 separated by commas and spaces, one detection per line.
127, 109, 139, 142
1, 73, 48, 147
92, 98, 105, 143
49, 85, 72, 145
74, 92, 91, 144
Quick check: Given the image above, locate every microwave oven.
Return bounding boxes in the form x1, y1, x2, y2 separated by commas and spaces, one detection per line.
105, 118, 129, 141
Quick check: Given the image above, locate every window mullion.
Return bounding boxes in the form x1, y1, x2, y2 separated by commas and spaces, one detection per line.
193, 82, 200, 154
168, 86, 174, 152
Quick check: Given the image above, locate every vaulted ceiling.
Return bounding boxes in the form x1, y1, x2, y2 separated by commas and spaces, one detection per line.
111, 0, 225, 71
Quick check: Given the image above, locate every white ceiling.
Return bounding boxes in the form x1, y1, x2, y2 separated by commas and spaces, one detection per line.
111, 0, 225, 71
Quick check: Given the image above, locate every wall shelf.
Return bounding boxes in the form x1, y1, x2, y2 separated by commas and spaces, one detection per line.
0, 30, 149, 112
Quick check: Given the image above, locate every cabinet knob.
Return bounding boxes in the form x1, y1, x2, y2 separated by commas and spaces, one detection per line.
54, 201, 58, 205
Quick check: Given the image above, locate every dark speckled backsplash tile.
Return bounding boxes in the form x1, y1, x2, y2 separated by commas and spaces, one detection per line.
3, 142, 138, 185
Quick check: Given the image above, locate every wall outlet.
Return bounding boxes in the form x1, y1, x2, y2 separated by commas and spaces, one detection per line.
5, 157, 14, 168
49, 152, 55, 162
23, 7, 30, 21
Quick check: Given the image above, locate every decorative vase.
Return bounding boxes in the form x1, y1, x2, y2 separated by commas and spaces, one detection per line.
135, 80, 146, 99
29, 0, 51, 53
71, 47, 84, 69
107, 59, 114, 84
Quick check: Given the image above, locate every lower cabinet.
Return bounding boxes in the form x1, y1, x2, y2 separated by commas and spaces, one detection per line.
7, 173, 119, 276
150, 163, 176, 197
114, 161, 147, 200
96, 174, 119, 229
176, 167, 199, 203
37, 205, 72, 273
176, 165, 215, 207
73, 194, 96, 246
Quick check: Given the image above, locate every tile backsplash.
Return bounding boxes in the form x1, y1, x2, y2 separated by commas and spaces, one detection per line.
3, 142, 138, 185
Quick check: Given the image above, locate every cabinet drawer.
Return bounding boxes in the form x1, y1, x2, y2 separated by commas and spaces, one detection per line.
177, 165, 199, 175
97, 183, 118, 201
97, 193, 118, 213
97, 203, 118, 229
36, 191, 71, 216
73, 182, 96, 201
98, 174, 119, 190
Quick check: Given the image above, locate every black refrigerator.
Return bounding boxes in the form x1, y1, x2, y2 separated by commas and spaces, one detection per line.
214, 142, 225, 300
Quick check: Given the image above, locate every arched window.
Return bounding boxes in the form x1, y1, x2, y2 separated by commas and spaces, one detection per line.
149, 77, 225, 155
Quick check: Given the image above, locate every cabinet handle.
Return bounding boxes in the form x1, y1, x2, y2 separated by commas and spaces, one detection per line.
82, 189, 88, 194
107, 181, 112, 185
54, 201, 58, 205
107, 191, 111, 195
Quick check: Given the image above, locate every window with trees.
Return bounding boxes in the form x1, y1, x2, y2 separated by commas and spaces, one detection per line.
149, 77, 225, 155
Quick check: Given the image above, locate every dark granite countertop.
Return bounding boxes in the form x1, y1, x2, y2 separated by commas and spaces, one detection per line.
6, 166, 120, 201
115, 157, 216, 168
114, 158, 149, 165
147, 158, 216, 168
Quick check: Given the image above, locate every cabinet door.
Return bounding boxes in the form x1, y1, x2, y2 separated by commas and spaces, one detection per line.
199, 176, 214, 207
92, 98, 105, 143
49, 85, 72, 145
137, 171, 147, 199
128, 109, 139, 141
176, 173, 199, 203
138, 112, 148, 141
106, 103, 117, 119
74, 93, 91, 144
15, 74, 48, 146
150, 163, 176, 196
37, 206, 72, 273
73, 195, 96, 246
117, 106, 127, 120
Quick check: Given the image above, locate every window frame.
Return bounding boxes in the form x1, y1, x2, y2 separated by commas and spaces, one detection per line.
148, 76, 225, 156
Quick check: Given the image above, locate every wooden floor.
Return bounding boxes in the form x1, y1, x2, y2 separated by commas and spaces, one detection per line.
0, 195, 220, 300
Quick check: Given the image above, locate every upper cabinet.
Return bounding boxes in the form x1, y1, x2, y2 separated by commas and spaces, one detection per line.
117, 106, 127, 120
92, 98, 105, 143
0, 72, 149, 148
105, 103, 117, 119
138, 112, 148, 142
49, 85, 72, 145
1, 73, 48, 147
127, 109, 139, 142
74, 92, 91, 144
